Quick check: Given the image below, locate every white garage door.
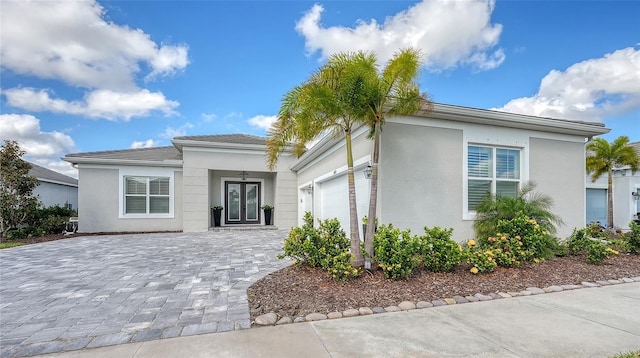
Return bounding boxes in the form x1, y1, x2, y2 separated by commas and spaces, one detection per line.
319, 172, 369, 236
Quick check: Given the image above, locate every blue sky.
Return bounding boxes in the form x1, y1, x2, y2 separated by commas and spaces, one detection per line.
1, 0, 638, 177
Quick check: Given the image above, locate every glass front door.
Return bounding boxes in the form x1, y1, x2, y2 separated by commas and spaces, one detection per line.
225, 182, 260, 224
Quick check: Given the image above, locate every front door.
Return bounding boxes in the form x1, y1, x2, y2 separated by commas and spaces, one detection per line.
225, 182, 261, 224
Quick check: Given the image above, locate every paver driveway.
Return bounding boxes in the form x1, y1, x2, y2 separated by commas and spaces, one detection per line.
0, 230, 291, 358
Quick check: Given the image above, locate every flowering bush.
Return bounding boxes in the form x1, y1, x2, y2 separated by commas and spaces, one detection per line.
464, 240, 497, 274
373, 224, 420, 280
626, 221, 640, 254
587, 241, 619, 265
418, 226, 462, 272
328, 252, 361, 281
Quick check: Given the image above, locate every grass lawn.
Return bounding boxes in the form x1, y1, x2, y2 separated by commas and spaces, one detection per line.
0, 242, 25, 249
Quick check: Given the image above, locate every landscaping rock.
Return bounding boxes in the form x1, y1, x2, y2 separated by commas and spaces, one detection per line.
631, 276, 640, 282
473, 293, 492, 301
520, 291, 532, 296
358, 307, 373, 315
398, 301, 416, 311
305, 313, 327, 322
372, 307, 385, 314
294, 317, 305, 323
526, 287, 545, 295
343, 309, 360, 317
255, 313, 277, 326
453, 296, 468, 304
416, 301, 434, 309
608, 279, 622, 285
543, 287, 554, 293
327, 312, 342, 319
443, 298, 457, 305
508, 291, 523, 297
621, 277, 635, 283
582, 281, 600, 287
561, 285, 582, 290
276, 316, 292, 325
596, 280, 612, 286
547, 286, 563, 292
431, 300, 447, 306
488, 293, 502, 299
498, 292, 512, 298
465, 295, 479, 302
384, 306, 401, 312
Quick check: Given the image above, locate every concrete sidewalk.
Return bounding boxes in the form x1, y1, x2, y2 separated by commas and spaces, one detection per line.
31, 282, 640, 358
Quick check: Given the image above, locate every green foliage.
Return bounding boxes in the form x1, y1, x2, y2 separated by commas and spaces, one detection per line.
6, 227, 45, 240
492, 212, 559, 261
373, 224, 420, 280
586, 241, 619, 265
278, 212, 359, 281
610, 350, 640, 358
1, 140, 41, 238
418, 226, 462, 272
564, 227, 594, 255
463, 240, 498, 274
0, 242, 25, 249
473, 182, 563, 239
28, 205, 77, 235
626, 221, 640, 254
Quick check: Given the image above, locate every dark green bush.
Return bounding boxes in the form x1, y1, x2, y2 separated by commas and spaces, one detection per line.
626, 221, 640, 254
373, 224, 420, 280
418, 226, 462, 272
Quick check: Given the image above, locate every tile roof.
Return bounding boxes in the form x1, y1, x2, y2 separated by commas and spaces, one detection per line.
65, 146, 182, 161
173, 134, 267, 145
28, 162, 78, 186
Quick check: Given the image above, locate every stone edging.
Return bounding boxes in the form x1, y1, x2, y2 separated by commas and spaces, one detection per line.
253, 276, 640, 326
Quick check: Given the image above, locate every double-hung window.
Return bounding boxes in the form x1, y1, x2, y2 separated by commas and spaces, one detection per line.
467, 145, 521, 211
124, 176, 170, 214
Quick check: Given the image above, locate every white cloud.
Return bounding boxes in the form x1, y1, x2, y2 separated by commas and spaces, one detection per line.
161, 123, 194, 138
296, 0, 504, 70
3, 87, 179, 121
494, 47, 640, 122
0, 0, 188, 90
130, 139, 161, 149
201, 112, 217, 122
248, 115, 277, 131
0, 114, 75, 157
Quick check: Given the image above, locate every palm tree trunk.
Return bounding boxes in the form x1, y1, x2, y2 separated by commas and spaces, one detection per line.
345, 131, 363, 266
607, 169, 614, 229
364, 121, 381, 269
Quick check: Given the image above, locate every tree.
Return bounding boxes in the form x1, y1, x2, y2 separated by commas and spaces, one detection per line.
586, 136, 639, 229
362, 48, 431, 267
0, 140, 40, 238
267, 51, 378, 265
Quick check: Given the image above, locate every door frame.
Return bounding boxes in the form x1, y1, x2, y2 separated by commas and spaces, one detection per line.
220, 177, 265, 226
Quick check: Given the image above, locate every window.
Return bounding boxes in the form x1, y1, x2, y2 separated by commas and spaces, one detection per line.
468, 145, 521, 211
124, 176, 170, 214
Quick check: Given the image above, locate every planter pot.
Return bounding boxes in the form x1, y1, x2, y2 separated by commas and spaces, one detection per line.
264, 210, 273, 226
212, 209, 222, 227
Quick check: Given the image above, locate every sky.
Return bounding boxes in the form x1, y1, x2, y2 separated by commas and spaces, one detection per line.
1, 0, 639, 178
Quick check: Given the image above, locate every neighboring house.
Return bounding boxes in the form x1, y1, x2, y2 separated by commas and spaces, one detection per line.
29, 162, 78, 209
63, 103, 609, 240
585, 142, 640, 230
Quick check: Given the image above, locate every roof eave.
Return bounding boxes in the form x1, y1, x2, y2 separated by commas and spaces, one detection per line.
37, 178, 78, 187
62, 157, 183, 168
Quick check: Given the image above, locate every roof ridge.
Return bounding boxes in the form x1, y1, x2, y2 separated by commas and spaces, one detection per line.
65, 146, 176, 157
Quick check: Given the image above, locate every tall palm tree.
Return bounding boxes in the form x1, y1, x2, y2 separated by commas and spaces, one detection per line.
267, 51, 377, 265
586, 136, 639, 229
362, 48, 431, 266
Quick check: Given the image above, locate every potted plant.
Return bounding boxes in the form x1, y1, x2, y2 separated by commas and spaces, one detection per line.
211, 205, 223, 227
261, 205, 274, 225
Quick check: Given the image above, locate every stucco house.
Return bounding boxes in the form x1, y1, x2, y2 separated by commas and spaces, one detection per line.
29, 162, 78, 209
63, 103, 609, 240
585, 142, 640, 230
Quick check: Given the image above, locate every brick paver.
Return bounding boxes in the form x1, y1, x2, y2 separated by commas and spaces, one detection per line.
0, 230, 290, 357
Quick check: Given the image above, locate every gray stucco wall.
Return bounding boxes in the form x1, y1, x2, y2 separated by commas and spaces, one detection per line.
34, 182, 78, 209
529, 138, 585, 239
77, 167, 183, 233
380, 123, 472, 240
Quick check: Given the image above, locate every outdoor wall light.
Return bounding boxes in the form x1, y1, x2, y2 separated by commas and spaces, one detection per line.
632, 190, 640, 200
306, 184, 313, 194
364, 164, 373, 179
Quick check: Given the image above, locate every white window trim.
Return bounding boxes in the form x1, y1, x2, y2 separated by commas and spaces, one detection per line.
463, 143, 528, 220
119, 167, 175, 219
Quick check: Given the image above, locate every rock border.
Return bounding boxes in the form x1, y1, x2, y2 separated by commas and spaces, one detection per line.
253, 276, 640, 326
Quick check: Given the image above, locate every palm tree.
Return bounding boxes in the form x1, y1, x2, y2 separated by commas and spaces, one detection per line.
586, 136, 639, 229
267, 51, 378, 265
362, 48, 431, 267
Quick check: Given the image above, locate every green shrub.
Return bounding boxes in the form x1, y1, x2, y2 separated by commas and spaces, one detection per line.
626, 221, 640, 254
373, 224, 420, 280
565, 227, 593, 255
418, 226, 462, 272
278, 212, 359, 281
491, 212, 559, 261
464, 240, 498, 274
586, 241, 618, 265
6, 227, 45, 240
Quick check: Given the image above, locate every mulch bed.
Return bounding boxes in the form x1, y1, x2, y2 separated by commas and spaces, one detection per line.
248, 254, 640, 320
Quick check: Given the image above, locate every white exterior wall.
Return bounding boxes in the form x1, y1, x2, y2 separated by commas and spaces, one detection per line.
530, 138, 586, 238
613, 172, 640, 230
76, 166, 183, 233
34, 181, 78, 209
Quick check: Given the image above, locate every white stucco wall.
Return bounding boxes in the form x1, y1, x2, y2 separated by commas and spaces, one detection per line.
76, 166, 183, 233
34, 181, 78, 209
